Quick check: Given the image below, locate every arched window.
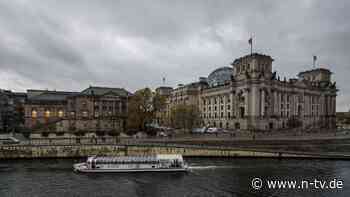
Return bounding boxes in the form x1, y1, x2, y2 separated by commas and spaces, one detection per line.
235, 122, 240, 129
240, 107, 245, 118
58, 110, 64, 118
31, 109, 37, 118
44, 110, 51, 118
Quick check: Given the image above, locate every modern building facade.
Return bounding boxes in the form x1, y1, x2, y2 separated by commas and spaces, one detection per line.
164, 53, 337, 131
24, 86, 130, 137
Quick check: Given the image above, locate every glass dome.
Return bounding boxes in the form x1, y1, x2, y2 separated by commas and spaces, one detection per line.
207, 67, 233, 87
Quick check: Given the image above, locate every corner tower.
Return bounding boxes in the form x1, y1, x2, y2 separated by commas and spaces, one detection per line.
231, 53, 274, 81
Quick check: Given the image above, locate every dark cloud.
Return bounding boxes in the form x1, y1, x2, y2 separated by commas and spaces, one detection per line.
0, 0, 349, 111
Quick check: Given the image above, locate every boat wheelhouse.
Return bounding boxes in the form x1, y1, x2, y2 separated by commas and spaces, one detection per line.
73, 154, 188, 173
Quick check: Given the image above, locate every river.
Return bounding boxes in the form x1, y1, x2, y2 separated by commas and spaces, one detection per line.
0, 158, 349, 197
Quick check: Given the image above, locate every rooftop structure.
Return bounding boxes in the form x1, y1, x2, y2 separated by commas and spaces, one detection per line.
207, 67, 233, 87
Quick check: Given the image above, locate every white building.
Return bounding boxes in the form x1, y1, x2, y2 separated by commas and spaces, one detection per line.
167, 53, 337, 131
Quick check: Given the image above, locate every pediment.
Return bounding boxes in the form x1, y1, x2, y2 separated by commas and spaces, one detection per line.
101, 91, 122, 98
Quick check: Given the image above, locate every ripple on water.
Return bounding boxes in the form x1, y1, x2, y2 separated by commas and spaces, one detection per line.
0, 158, 349, 197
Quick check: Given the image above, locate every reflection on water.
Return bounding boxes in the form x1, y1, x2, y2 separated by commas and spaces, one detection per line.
0, 158, 349, 197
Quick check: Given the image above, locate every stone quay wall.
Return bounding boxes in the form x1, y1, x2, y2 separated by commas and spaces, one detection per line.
0, 144, 346, 160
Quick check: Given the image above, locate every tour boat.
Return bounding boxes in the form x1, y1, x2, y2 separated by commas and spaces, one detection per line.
73, 154, 189, 173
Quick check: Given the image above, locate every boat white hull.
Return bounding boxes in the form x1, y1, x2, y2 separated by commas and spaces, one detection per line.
74, 163, 188, 173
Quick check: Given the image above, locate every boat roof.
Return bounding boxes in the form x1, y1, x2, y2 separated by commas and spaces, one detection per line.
87, 154, 183, 163
156, 154, 183, 160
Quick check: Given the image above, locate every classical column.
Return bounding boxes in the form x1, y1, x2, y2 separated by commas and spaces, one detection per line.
320, 95, 324, 116
119, 101, 122, 114
332, 96, 336, 115
230, 93, 233, 117
278, 91, 281, 116
261, 89, 265, 117
272, 90, 276, 116
244, 89, 249, 117
234, 92, 239, 118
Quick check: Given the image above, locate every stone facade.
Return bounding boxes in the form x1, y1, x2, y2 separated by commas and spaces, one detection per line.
155, 86, 173, 125
165, 81, 207, 126
0, 90, 27, 132
164, 53, 338, 131
24, 86, 130, 136
24, 90, 75, 129
168, 81, 208, 108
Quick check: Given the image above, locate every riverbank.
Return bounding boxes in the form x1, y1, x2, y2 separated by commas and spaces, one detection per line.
1, 143, 350, 160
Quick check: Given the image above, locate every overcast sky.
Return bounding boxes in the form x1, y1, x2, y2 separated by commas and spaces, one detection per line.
0, 0, 349, 111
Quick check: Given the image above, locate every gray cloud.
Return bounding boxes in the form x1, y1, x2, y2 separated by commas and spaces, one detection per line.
0, 0, 349, 111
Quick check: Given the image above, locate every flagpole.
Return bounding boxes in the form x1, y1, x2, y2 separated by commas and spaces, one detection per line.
313, 55, 317, 69
248, 36, 253, 55
250, 40, 253, 55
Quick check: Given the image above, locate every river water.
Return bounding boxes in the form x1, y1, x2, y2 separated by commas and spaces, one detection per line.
0, 158, 349, 197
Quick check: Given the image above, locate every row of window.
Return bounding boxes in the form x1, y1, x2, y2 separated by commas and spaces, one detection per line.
31, 109, 121, 118
31, 109, 64, 118
203, 105, 231, 112
236, 63, 269, 74
205, 121, 230, 129
203, 111, 232, 119
203, 97, 231, 105
70, 100, 124, 110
